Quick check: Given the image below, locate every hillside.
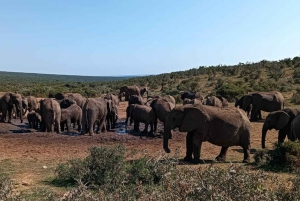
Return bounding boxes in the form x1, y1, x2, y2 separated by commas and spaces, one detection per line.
1, 56, 300, 104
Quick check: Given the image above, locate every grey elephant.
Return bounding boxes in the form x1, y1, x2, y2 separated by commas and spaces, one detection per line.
105, 99, 118, 131
262, 108, 300, 148
0, 92, 23, 123
81, 98, 107, 135
163, 104, 251, 164
119, 86, 148, 101
180, 91, 203, 101
55, 93, 85, 108
58, 98, 76, 109
104, 93, 119, 106
13, 96, 28, 119
162, 95, 176, 105
183, 98, 202, 105
205, 96, 223, 107
235, 95, 262, 119
40, 98, 61, 133
150, 98, 175, 133
242, 91, 284, 121
61, 104, 82, 132
27, 111, 42, 129
26, 96, 39, 112
291, 114, 300, 140
125, 104, 155, 136
128, 95, 144, 105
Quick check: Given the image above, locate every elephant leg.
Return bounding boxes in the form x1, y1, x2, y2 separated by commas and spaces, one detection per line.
100, 118, 107, 133
89, 121, 95, 135
67, 119, 72, 132
143, 122, 148, 133
7, 108, 12, 123
278, 129, 287, 143
191, 132, 203, 164
60, 122, 65, 132
216, 147, 228, 162
134, 120, 139, 132
242, 145, 251, 163
77, 120, 82, 132
154, 118, 158, 133
184, 131, 193, 161
258, 110, 262, 120
1, 108, 7, 122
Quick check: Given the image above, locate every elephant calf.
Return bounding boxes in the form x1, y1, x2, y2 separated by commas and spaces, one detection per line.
61, 104, 82, 132
126, 104, 155, 136
27, 111, 41, 129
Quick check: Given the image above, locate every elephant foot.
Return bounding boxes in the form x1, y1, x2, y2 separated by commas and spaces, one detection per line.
215, 156, 226, 162
242, 158, 250, 163
191, 158, 202, 164
183, 156, 193, 162
8, 120, 12, 124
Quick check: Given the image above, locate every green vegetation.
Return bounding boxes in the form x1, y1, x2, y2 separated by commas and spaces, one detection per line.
254, 141, 300, 171
2, 145, 300, 200
1, 56, 300, 102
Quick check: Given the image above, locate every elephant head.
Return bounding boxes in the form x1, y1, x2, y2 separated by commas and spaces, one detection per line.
163, 105, 208, 153
261, 111, 290, 148
140, 87, 148, 97
22, 97, 28, 115
242, 94, 252, 112
59, 98, 76, 109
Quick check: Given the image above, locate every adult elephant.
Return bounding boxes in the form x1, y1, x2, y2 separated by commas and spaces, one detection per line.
150, 98, 175, 133
54, 93, 85, 108
180, 91, 203, 102
183, 98, 202, 105
261, 108, 300, 148
0, 92, 23, 123
163, 104, 251, 163
128, 95, 144, 105
162, 95, 176, 105
242, 91, 284, 121
14, 96, 28, 118
26, 96, 39, 112
81, 98, 108, 135
119, 86, 148, 101
40, 98, 61, 133
235, 95, 262, 119
205, 96, 223, 107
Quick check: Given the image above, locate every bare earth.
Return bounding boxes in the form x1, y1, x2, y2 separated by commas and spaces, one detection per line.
0, 102, 279, 192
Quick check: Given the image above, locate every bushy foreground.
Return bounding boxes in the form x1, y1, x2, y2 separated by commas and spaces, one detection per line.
2, 145, 300, 200
254, 141, 300, 171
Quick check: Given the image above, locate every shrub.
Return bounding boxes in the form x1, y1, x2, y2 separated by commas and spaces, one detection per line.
254, 141, 300, 171
0, 174, 18, 201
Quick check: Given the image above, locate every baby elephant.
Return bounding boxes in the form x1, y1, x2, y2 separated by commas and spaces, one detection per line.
27, 111, 42, 129
125, 104, 155, 136
61, 104, 82, 132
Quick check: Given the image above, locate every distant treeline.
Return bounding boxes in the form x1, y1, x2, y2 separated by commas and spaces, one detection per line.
1, 56, 300, 102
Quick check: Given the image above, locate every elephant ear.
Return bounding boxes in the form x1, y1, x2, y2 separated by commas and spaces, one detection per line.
275, 111, 290, 130
180, 106, 208, 132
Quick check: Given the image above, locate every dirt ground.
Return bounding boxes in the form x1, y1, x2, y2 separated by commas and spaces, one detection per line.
0, 102, 280, 192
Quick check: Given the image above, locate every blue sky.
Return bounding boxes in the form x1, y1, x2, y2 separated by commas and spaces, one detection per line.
0, 1, 300, 76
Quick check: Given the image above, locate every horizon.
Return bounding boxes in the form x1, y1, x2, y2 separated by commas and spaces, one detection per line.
1, 1, 300, 76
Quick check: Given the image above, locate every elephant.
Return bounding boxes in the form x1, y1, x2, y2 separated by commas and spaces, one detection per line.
183, 98, 202, 105
128, 95, 144, 105
216, 96, 228, 107
27, 111, 42, 129
163, 104, 251, 163
291, 114, 300, 141
261, 108, 300, 148
81, 98, 108, 135
0, 92, 23, 123
58, 98, 76, 109
26, 96, 39, 112
150, 98, 175, 133
39, 98, 61, 133
104, 99, 118, 131
162, 95, 176, 105
235, 95, 262, 119
119, 86, 148, 101
13, 96, 28, 119
205, 96, 223, 107
242, 91, 284, 121
61, 104, 82, 132
125, 104, 155, 136
180, 91, 203, 102
104, 93, 119, 106
54, 93, 85, 108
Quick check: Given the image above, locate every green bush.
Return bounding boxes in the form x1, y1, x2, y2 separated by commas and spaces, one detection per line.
254, 141, 300, 171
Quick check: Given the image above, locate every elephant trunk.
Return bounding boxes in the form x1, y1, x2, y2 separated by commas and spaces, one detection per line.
163, 120, 171, 153
18, 102, 23, 123
262, 124, 269, 148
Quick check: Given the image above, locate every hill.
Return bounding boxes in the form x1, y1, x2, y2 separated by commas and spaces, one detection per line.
1, 56, 300, 104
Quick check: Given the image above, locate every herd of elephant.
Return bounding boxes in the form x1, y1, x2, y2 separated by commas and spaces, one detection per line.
0, 87, 300, 164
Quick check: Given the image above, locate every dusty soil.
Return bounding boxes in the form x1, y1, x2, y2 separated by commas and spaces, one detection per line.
0, 102, 279, 192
